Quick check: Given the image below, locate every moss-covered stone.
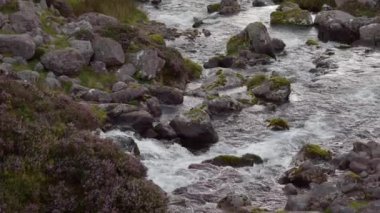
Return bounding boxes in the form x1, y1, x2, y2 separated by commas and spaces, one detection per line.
270, 9, 313, 26
269, 76, 291, 90
246, 74, 267, 90
149, 33, 165, 45
0, 0, 19, 14
206, 70, 227, 90
226, 34, 250, 55
349, 201, 369, 211
306, 38, 319, 46
266, 118, 289, 130
184, 106, 208, 122
304, 144, 332, 160
203, 153, 263, 167
184, 58, 202, 80
207, 3, 221, 13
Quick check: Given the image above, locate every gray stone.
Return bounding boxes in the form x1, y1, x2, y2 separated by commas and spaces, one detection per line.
149, 85, 184, 105
78, 12, 119, 29
146, 96, 161, 117
93, 36, 125, 66
360, 23, 380, 46
41, 48, 86, 76
69, 39, 94, 64
206, 96, 242, 116
112, 81, 129, 92
217, 193, 251, 211
219, 0, 241, 15
116, 63, 137, 81
244, 22, 276, 58
135, 49, 165, 80
9, 11, 40, 33
0, 34, 36, 60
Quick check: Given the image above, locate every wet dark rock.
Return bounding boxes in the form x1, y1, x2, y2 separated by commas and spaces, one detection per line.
107, 135, 140, 156
283, 183, 298, 195
252, 0, 269, 7
204, 55, 235, 69
271, 38, 286, 52
219, 0, 241, 15
315, 10, 359, 44
112, 110, 155, 135
154, 123, 177, 140
148, 85, 184, 105
203, 153, 263, 167
170, 107, 218, 151
146, 96, 162, 117
206, 96, 242, 116
202, 29, 211, 37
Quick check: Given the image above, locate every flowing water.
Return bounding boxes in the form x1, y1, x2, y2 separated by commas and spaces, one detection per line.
104, 0, 380, 211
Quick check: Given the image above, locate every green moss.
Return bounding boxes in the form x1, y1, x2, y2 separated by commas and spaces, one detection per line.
349, 201, 369, 211
304, 144, 332, 160
246, 74, 267, 90
0, 0, 19, 14
62, 81, 73, 94
226, 34, 250, 55
269, 76, 291, 90
184, 106, 208, 122
206, 71, 227, 90
149, 34, 165, 45
78, 67, 117, 91
270, 9, 312, 26
184, 58, 202, 80
346, 171, 361, 181
207, 3, 221, 13
52, 36, 71, 49
306, 38, 319, 46
266, 118, 289, 130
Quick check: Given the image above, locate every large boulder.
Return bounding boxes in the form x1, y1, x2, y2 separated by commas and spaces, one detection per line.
170, 107, 218, 150
271, 2, 313, 26
41, 48, 86, 76
148, 85, 184, 105
9, 10, 40, 33
92, 36, 125, 67
0, 34, 36, 60
227, 22, 276, 58
135, 49, 165, 80
359, 23, 380, 46
314, 10, 359, 44
112, 110, 155, 135
219, 0, 241, 15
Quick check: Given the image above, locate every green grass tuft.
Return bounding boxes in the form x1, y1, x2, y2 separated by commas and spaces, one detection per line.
269, 76, 291, 90
78, 67, 117, 91
226, 34, 250, 55
304, 144, 332, 160
149, 34, 165, 45
306, 38, 319, 46
266, 118, 289, 130
246, 74, 267, 90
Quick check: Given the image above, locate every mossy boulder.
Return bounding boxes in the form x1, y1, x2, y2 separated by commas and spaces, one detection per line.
247, 75, 291, 104
170, 106, 218, 151
303, 144, 332, 160
203, 154, 264, 167
149, 33, 165, 45
270, 9, 313, 26
206, 96, 242, 116
207, 3, 221, 13
266, 118, 289, 130
226, 22, 276, 58
306, 38, 319, 46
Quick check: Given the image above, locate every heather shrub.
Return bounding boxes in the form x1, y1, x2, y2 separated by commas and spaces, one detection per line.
0, 76, 168, 212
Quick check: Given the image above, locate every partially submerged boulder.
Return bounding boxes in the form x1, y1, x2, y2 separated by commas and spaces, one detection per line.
203, 154, 263, 167
170, 107, 218, 151
206, 96, 242, 116
226, 22, 276, 58
271, 2, 313, 26
247, 75, 291, 104
219, 0, 241, 15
